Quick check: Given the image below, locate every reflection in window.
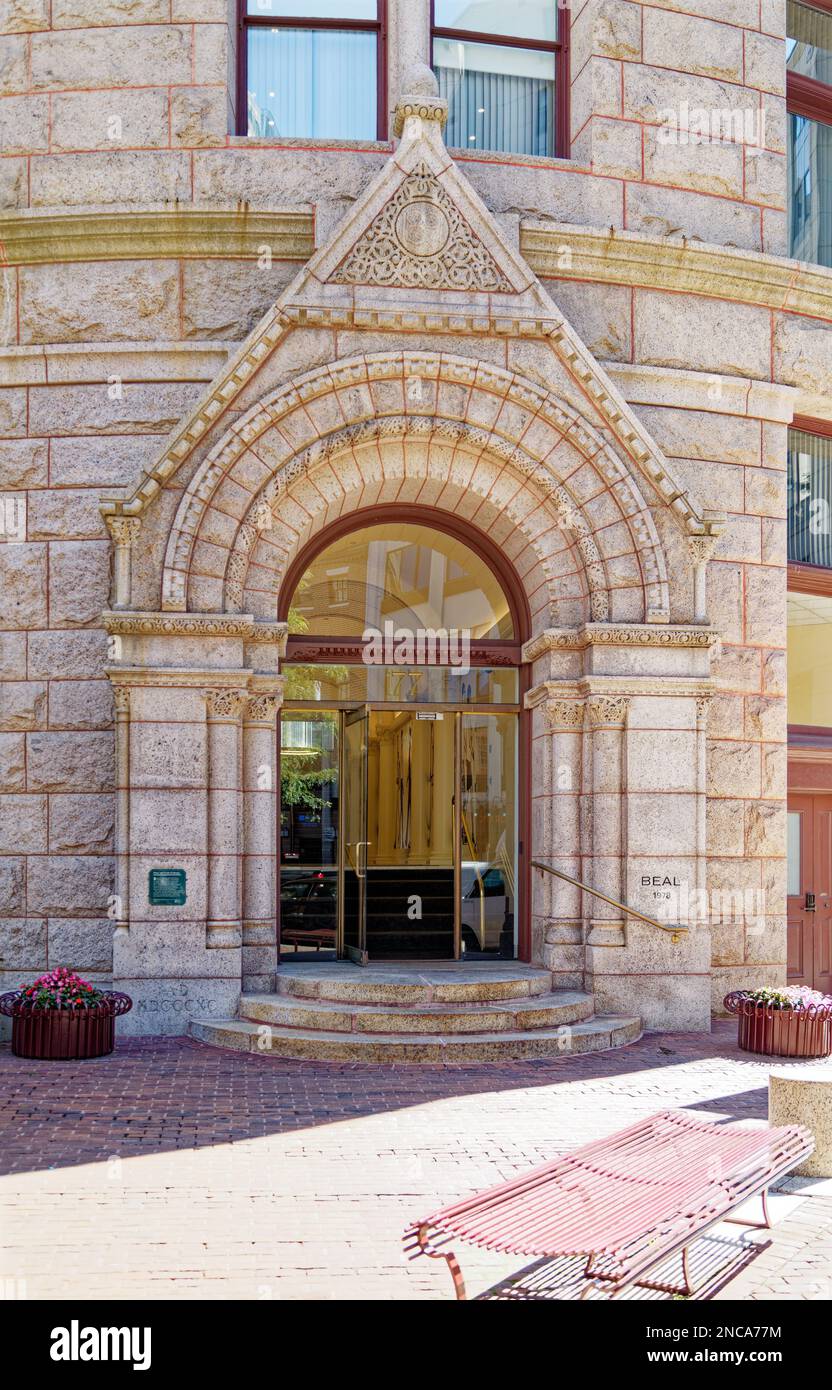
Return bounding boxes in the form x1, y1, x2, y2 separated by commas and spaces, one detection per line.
432, 1, 561, 157
788, 3, 832, 264
788, 590, 832, 725
788, 0, 832, 82
788, 427, 832, 565
289, 523, 515, 639
243, 2, 381, 140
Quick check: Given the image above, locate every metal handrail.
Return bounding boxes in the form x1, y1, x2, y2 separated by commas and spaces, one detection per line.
531, 860, 687, 943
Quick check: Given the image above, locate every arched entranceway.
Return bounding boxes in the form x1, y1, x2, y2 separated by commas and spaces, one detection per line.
276, 507, 529, 964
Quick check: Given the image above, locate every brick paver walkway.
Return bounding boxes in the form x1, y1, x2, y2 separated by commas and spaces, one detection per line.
1, 1023, 831, 1300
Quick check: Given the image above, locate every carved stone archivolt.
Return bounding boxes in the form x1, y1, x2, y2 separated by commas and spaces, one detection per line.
331, 162, 513, 294
163, 352, 672, 625
219, 412, 615, 624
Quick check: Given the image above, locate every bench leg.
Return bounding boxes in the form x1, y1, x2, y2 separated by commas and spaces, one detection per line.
583, 1246, 695, 1298
722, 1187, 771, 1231
416, 1223, 468, 1301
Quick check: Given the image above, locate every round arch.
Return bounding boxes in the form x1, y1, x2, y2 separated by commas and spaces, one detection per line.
161, 352, 671, 626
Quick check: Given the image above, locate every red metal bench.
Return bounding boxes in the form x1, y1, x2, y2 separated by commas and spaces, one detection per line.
404, 1110, 814, 1300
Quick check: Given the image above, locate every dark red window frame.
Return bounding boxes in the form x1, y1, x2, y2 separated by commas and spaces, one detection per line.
430, 0, 570, 159
236, 1, 388, 140
788, 0, 832, 122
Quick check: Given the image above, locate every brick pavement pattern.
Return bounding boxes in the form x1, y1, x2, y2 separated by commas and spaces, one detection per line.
1, 1024, 831, 1301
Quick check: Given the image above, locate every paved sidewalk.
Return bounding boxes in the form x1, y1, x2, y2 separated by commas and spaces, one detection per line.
1, 1023, 830, 1300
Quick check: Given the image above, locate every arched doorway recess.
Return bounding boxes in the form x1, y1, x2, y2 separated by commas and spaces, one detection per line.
276, 506, 530, 965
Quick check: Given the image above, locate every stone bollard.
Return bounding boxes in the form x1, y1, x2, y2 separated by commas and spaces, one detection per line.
769, 1070, 832, 1177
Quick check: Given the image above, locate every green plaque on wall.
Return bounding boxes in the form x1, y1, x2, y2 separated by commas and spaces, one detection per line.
148, 868, 187, 906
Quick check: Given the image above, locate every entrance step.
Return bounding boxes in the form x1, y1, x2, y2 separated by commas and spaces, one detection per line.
273, 962, 556, 1006
188, 1014, 641, 1062
238, 988, 595, 1034
189, 963, 641, 1063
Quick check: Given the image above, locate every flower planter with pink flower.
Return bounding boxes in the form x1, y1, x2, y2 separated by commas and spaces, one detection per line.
0, 969, 132, 1060
724, 986, 832, 1059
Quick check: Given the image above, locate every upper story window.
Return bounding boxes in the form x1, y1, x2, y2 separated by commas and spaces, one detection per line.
788, 1, 832, 265
431, 1, 569, 159
239, 1, 386, 140
788, 424, 832, 566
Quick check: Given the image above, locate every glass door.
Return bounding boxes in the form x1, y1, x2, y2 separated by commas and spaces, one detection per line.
459, 712, 518, 959
343, 705, 370, 964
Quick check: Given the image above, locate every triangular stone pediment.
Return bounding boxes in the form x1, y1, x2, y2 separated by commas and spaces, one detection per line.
102, 68, 719, 569
329, 160, 513, 293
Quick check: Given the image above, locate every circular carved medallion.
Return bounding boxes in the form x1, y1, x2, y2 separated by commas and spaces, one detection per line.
394, 200, 450, 258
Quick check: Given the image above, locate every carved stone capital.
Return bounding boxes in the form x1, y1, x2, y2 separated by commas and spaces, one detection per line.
205, 689, 247, 720
393, 97, 449, 138
106, 516, 141, 546
586, 696, 630, 728
687, 534, 719, 567
246, 693, 280, 724
544, 699, 585, 731
113, 687, 131, 716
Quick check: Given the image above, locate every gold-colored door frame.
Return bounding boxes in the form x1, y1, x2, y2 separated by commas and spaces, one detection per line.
336, 706, 466, 960
276, 701, 516, 963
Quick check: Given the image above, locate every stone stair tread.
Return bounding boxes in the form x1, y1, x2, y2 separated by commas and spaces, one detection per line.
242, 988, 592, 1015
274, 962, 555, 1004
188, 1015, 642, 1060
238, 988, 596, 1033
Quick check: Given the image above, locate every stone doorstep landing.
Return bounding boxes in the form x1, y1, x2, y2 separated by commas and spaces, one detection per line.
188, 963, 642, 1063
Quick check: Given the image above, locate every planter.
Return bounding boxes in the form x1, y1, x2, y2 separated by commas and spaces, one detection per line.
724, 991, 832, 1059
0, 991, 132, 1060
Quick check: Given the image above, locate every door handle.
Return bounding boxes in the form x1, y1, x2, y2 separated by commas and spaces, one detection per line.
806, 892, 816, 912
355, 840, 370, 879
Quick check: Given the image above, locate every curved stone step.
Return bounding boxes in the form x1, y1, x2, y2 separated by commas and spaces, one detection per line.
189, 1015, 642, 1062
239, 989, 594, 1034
275, 962, 554, 1006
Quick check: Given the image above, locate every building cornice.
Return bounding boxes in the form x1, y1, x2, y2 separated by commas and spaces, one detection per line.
521, 220, 832, 321
0, 205, 314, 266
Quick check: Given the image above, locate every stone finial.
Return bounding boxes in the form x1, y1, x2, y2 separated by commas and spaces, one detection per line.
393, 63, 448, 138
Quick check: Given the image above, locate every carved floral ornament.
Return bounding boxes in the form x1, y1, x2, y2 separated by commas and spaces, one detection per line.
331, 162, 514, 294
586, 696, 630, 728
205, 689, 247, 720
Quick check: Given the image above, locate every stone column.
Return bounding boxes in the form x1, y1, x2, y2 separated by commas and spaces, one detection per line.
688, 534, 719, 625
106, 516, 141, 610
113, 685, 131, 942
242, 687, 282, 990
205, 688, 246, 949
540, 698, 585, 986
585, 696, 629, 947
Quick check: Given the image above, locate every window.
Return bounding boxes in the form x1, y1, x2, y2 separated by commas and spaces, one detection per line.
288, 521, 515, 639
238, 1, 386, 140
431, 1, 569, 159
788, 0, 832, 264
788, 424, 832, 565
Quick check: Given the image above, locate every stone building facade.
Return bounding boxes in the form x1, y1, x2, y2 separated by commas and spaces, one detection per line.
0, 0, 825, 1041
